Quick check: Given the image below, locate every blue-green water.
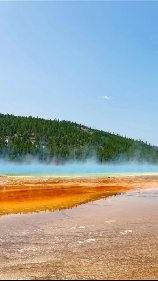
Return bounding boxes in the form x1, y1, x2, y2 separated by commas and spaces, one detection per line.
0, 161, 158, 176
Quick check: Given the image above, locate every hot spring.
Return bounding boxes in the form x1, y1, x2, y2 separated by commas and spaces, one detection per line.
0, 160, 158, 176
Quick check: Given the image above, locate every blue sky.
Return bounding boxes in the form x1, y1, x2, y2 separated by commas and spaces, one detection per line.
0, 1, 158, 145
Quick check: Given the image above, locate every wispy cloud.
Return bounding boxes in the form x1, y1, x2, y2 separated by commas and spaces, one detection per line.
98, 95, 111, 100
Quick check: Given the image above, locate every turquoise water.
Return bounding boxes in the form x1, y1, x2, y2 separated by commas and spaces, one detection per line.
0, 161, 158, 176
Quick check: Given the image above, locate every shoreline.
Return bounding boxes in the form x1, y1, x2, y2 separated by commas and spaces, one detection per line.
0, 174, 158, 216
1, 172, 158, 179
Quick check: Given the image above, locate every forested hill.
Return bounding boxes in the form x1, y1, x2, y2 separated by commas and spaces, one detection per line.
0, 113, 158, 164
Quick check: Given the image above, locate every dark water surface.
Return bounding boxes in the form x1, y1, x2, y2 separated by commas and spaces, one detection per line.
0, 189, 158, 279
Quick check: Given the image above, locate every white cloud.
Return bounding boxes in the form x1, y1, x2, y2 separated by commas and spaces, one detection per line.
98, 95, 111, 100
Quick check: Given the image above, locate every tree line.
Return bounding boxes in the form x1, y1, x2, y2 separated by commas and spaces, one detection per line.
0, 113, 158, 163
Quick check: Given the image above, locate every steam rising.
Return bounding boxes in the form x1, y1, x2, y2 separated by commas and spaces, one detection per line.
0, 159, 158, 176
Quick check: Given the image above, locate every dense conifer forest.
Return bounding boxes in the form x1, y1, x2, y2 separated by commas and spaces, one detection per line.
0, 113, 158, 164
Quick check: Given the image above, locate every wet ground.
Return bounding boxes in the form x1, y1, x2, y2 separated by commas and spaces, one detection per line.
0, 175, 158, 216
0, 176, 158, 280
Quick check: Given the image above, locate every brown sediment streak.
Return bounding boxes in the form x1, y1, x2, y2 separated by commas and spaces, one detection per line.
0, 175, 158, 216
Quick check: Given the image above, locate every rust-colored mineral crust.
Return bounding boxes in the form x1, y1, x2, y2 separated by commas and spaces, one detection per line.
0, 175, 158, 216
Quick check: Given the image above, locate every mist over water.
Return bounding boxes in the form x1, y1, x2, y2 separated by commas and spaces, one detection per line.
0, 160, 158, 176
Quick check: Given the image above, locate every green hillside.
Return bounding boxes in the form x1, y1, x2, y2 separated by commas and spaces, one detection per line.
0, 113, 158, 163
